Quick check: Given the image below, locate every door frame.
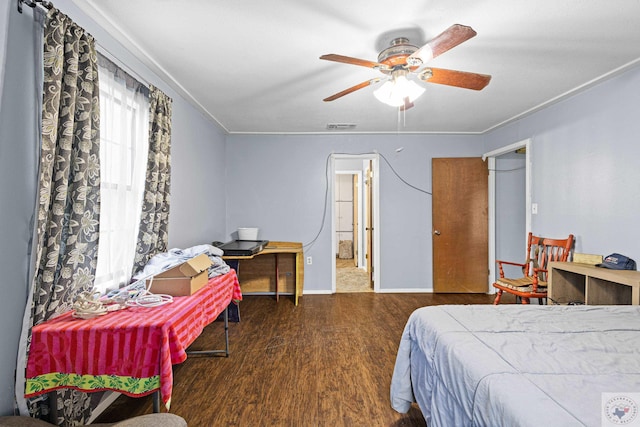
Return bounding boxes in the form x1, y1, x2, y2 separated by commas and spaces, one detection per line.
331, 154, 380, 293
335, 170, 364, 269
482, 138, 532, 289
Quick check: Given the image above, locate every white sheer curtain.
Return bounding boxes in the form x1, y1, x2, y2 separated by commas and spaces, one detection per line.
94, 53, 149, 294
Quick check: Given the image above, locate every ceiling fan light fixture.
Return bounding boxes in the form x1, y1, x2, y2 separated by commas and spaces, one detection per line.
373, 73, 425, 107
408, 45, 433, 66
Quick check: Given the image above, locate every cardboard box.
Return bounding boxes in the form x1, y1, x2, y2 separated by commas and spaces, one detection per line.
148, 253, 213, 296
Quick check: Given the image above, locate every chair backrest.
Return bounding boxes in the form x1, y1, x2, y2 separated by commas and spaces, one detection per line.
525, 232, 574, 278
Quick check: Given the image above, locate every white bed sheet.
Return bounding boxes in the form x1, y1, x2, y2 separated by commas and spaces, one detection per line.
390, 305, 640, 426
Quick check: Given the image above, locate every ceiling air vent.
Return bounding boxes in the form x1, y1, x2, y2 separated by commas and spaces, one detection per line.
326, 123, 357, 130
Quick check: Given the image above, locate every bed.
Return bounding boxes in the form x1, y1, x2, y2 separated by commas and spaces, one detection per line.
390, 304, 640, 426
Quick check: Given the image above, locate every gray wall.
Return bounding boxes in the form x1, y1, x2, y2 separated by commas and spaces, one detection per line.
0, 1, 227, 414
0, 6, 41, 415
484, 64, 640, 261
225, 134, 483, 292
167, 99, 227, 248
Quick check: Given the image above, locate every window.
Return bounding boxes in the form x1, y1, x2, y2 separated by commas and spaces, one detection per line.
93, 54, 149, 294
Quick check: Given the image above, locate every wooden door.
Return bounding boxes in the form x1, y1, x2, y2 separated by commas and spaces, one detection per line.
432, 157, 488, 293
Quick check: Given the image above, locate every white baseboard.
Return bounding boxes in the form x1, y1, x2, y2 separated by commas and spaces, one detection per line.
241, 292, 294, 296
303, 289, 433, 294
376, 288, 433, 293
301, 290, 333, 295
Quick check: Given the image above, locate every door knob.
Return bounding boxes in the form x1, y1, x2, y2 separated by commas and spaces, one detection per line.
434, 230, 441, 235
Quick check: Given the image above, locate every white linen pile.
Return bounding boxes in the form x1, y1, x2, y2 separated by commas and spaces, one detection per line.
132, 244, 230, 281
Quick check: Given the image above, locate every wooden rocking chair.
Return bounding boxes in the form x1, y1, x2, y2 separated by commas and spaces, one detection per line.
493, 232, 574, 304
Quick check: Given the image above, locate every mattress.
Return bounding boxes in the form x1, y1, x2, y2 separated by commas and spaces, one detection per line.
390, 304, 640, 426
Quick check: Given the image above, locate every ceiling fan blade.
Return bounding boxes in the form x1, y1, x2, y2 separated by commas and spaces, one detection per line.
407, 24, 477, 65
421, 68, 491, 91
320, 54, 391, 71
323, 78, 381, 102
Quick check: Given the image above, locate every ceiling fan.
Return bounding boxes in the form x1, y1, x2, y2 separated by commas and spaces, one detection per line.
320, 24, 491, 110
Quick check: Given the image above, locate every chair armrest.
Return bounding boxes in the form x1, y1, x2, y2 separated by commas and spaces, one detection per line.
495, 260, 527, 278
496, 260, 527, 268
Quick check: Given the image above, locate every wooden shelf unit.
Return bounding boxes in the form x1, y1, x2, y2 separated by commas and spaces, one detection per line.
548, 262, 640, 305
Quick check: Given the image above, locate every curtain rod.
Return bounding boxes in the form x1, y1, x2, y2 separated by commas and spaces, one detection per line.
16, 0, 157, 92
97, 44, 152, 89
17, 0, 53, 13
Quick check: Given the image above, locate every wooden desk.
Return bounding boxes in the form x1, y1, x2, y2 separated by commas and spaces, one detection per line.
223, 241, 304, 305
549, 262, 640, 305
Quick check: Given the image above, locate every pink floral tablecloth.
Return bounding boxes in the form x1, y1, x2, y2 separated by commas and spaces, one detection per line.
25, 270, 241, 409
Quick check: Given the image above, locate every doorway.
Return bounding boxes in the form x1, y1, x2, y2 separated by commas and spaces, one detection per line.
483, 139, 531, 287
332, 154, 380, 293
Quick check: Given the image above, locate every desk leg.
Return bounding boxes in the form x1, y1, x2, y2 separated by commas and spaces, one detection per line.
48, 391, 58, 424
275, 254, 279, 302
223, 305, 229, 357
186, 306, 229, 357
148, 305, 227, 412
295, 252, 302, 306
150, 308, 229, 412
152, 391, 160, 413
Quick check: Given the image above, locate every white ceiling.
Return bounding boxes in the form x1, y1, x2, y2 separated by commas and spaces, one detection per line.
73, 0, 640, 135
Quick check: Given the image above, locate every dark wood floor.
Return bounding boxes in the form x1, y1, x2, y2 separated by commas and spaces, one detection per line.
95, 292, 503, 426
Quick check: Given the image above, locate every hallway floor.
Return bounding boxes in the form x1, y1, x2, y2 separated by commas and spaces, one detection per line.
335, 257, 371, 293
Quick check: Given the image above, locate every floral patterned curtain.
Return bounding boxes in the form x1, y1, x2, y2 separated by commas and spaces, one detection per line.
24, 7, 100, 425
132, 86, 172, 273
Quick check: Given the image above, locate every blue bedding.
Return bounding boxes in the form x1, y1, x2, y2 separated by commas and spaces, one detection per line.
390, 305, 640, 426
